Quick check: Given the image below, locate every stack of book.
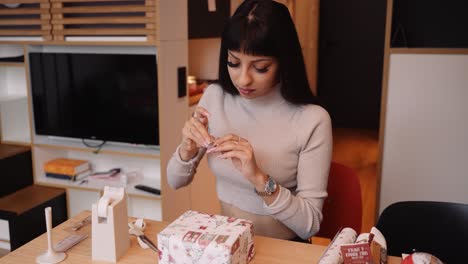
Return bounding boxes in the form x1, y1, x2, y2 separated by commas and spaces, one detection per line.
44, 158, 91, 181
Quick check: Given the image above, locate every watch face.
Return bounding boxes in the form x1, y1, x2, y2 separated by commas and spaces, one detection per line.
266, 177, 277, 192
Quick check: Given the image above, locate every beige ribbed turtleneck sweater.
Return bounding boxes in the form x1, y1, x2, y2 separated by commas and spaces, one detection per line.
167, 83, 332, 240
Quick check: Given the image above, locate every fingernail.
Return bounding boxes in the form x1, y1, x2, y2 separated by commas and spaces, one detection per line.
206, 147, 216, 153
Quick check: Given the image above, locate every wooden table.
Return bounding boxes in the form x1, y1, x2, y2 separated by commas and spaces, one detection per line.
0, 211, 401, 263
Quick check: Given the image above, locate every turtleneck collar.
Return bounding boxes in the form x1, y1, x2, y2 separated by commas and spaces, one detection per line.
238, 82, 284, 109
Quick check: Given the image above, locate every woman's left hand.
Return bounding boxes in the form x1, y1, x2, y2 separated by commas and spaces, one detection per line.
208, 134, 265, 185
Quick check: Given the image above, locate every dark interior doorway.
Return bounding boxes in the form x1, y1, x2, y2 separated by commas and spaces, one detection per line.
317, 0, 387, 130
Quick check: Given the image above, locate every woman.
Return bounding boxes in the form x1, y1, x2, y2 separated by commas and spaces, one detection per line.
167, 0, 332, 242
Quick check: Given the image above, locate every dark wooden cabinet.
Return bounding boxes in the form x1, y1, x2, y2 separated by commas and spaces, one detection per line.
0, 145, 67, 251
0, 185, 67, 250
0, 145, 33, 198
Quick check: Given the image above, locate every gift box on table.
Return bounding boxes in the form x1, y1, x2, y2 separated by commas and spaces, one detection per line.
157, 210, 255, 264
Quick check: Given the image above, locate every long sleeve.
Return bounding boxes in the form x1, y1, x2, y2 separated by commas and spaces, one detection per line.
166, 83, 333, 240
166, 86, 215, 190
166, 145, 206, 189
262, 106, 333, 239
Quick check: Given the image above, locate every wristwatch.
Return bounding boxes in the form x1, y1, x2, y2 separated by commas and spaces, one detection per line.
255, 175, 278, 196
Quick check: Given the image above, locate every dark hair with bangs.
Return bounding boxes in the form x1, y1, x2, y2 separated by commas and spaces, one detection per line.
218, 0, 318, 105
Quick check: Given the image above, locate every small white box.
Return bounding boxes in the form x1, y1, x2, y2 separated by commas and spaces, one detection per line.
157, 210, 255, 264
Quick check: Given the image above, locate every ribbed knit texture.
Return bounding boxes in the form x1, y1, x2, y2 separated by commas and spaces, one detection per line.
167, 84, 332, 239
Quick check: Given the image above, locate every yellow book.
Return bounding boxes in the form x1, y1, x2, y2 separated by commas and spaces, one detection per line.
44, 158, 90, 176
45, 169, 91, 182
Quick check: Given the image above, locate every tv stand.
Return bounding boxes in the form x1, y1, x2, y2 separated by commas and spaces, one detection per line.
36, 136, 160, 157
31, 128, 163, 219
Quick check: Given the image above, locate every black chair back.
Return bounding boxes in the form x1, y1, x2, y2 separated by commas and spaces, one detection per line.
376, 201, 468, 263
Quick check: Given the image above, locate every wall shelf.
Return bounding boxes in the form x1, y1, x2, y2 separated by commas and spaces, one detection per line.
34, 176, 161, 201
0, 94, 27, 103
0, 37, 45, 43
1, 140, 31, 147
0, 62, 24, 67
0, 54, 24, 64
32, 144, 163, 208
33, 136, 160, 159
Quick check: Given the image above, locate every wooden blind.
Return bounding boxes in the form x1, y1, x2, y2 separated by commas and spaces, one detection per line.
0, 0, 51, 40
50, 0, 158, 42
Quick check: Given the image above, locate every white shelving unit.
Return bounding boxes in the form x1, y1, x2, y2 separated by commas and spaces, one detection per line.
0, 219, 10, 251
0, 0, 190, 227
33, 135, 160, 158
33, 145, 161, 189
31, 140, 163, 220
30, 132, 163, 220
26, 44, 165, 220
0, 45, 31, 145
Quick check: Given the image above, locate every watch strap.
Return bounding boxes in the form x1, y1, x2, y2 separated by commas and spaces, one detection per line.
255, 189, 271, 196
254, 175, 277, 196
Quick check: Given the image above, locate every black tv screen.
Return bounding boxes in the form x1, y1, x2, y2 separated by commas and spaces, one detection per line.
29, 52, 159, 146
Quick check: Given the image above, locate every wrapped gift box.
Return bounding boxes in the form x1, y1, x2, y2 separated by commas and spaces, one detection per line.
157, 210, 255, 264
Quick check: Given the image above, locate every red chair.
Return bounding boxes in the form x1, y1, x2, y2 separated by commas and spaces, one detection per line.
315, 161, 362, 239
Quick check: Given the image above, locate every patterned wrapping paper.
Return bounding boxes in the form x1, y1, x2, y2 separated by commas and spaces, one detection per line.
157, 210, 255, 264
318, 227, 357, 264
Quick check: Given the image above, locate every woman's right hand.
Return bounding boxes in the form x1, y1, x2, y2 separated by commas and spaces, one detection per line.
179, 106, 212, 161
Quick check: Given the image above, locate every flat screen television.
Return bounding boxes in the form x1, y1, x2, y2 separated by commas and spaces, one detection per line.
29, 52, 159, 146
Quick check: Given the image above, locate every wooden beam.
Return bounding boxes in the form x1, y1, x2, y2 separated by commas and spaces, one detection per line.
0, 19, 43, 26
52, 17, 154, 25
53, 28, 155, 36
0, 30, 49, 36
50, 0, 151, 3
0, 8, 42, 15
50, 5, 152, 14
2, 0, 45, 4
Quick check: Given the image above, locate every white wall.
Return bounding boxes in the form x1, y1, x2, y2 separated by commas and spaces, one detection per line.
0, 67, 26, 97
380, 53, 468, 212
0, 45, 22, 59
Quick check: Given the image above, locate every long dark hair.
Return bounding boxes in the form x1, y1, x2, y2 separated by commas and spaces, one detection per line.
218, 0, 317, 105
